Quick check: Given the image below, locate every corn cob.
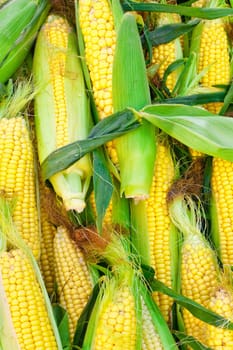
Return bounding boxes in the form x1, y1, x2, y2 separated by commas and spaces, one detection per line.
0, 249, 58, 350
82, 270, 138, 350
131, 135, 176, 322
0, 82, 40, 259
168, 194, 220, 344
33, 14, 92, 213
190, 16, 230, 114
0, 0, 50, 84
53, 225, 93, 339
141, 298, 164, 350
77, 0, 118, 165
210, 157, 233, 267
0, 196, 62, 350
38, 174, 56, 295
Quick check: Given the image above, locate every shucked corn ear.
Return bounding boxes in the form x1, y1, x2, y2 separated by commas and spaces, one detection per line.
210, 157, 233, 267
77, 0, 119, 166
130, 135, 177, 323
190, 4, 230, 114
33, 14, 92, 213
53, 226, 94, 339
0, 81, 40, 259
38, 173, 56, 295
0, 0, 50, 84
112, 12, 156, 200
0, 249, 58, 350
0, 197, 62, 350
168, 194, 220, 344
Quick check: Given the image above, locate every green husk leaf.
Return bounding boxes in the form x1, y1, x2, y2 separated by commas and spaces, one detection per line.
41, 109, 140, 180
220, 79, 233, 115
53, 304, 71, 350
72, 282, 100, 349
174, 331, 212, 349
93, 148, 113, 234
0, 0, 50, 84
161, 91, 226, 105
111, 178, 131, 232
112, 12, 156, 199
151, 278, 233, 329
139, 104, 233, 161
122, 0, 233, 18
141, 19, 200, 47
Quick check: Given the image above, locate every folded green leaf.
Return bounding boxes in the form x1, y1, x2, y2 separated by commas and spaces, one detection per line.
93, 148, 113, 234
161, 91, 226, 105
174, 331, 212, 350
0, 0, 50, 83
142, 19, 200, 47
140, 104, 233, 161
53, 304, 71, 350
151, 279, 233, 330
122, 0, 233, 19
41, 109, 139, 181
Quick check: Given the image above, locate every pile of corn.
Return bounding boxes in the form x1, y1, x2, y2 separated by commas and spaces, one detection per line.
1, 0, 233, 349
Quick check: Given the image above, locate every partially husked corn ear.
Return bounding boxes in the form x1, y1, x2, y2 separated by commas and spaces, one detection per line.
0, 114, 40, 258
0, 249, 58, 349
78, 0, 118, 165
53, 226, 93, 339
210, 157, 233, 267
33, 14, 92, 213
168, 195, 220, 343
38, 175, 56, 295
181, 231, 220, 342
83, 273, 137, 350
190, 17, 230, 114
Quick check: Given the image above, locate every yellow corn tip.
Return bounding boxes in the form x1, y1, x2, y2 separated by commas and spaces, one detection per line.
44, 15, 70, 149
198, 20, 230, 114
146, 141, 175, 321
0, 249, 57, 349
211, 157, 233, 266
79, 0, 118, 165
38, 179, 56, 295
205, 285, 233, 348
181, 233, 220, 342
53, 226, 93, 338
93, 283, 137, 350
141, 299, 163, 350
0, 117, 40, 259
